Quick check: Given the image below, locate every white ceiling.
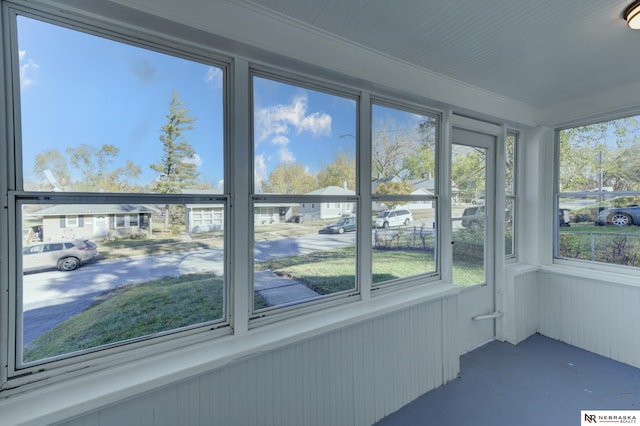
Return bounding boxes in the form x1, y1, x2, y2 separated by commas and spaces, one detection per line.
231, 0, 639, 108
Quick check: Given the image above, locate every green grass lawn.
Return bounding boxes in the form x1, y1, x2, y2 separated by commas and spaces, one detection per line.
24, 273, 224, 362
255, 245, 438, 294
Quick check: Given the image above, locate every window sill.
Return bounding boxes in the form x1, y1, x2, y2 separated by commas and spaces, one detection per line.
0, 282, 458, 426
540, 263, 640, 288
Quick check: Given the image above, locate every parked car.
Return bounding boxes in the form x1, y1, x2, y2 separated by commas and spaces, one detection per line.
461, 205, 484, 228
373, 209, 413, 228
319, 216, 356, 234
597, 205, 640, 226
22, 239, 99, 273
461, 205, 512, 228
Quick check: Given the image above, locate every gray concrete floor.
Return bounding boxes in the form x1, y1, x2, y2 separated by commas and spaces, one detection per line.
375, 334, 640, 426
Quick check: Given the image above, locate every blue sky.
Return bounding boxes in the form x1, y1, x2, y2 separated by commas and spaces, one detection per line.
18, 16, 224, 191
18, 15, 429, 193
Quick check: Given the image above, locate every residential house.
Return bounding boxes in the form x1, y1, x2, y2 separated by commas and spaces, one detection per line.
297, 185, 356, 220
29, 204, 157, 241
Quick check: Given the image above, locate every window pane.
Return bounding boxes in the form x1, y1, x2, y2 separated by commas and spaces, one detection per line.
253, 202, 357, 311
371, 103, 438, 286
557, 193, 640, 268
20, 201, 225, 365
253, 76, 356, 194
371, 104, 437, 190
452, 144, 487, 286
558, 117, 640, 192
18, 16, 224, 194
505, 197, 515, 257
557, 116, 640, 269
372, 201, 436, 284
505, 134, 516, 196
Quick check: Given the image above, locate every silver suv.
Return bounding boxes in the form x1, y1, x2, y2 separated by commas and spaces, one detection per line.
373, 209, 413, 228
22, 240, 99, 273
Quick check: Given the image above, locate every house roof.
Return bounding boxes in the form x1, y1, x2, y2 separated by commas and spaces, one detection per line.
305, 186, 356, 196
29, 204, 160, 217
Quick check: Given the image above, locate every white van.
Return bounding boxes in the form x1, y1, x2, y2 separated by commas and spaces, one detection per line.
373, 209, 413, 228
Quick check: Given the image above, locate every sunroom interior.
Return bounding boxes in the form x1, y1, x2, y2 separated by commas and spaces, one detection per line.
2, 0, 640, 425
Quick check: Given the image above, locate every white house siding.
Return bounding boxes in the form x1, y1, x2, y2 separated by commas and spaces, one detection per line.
298, 186, 356, 220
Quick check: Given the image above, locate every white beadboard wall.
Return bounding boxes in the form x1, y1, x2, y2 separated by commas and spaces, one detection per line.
54, 297, 458, 426
538, 269, 640, 369
502, 265, 539, 345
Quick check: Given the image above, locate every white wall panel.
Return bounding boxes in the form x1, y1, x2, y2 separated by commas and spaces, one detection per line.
55, 297, 458, 426
538, 270, 640, 369
502, 265, 539, 344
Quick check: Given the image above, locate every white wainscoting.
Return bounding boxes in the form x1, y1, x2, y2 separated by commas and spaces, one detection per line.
538, 268, 640, 369
502, 264, 540, 345
54, 296, 458, 426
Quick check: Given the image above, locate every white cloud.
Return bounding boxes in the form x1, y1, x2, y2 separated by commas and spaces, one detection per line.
254, 154, 267, 189
278, 147, 295, 164
271, 135, 289, 146
19, 50, 39, 90
205, 67, 223, 88
256, 94, 332, 143
184, 153, 202, 168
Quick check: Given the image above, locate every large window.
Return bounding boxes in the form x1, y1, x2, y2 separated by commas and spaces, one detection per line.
10, 14, 227, 370
505, 131, 518, 259
371, 102, 438, 286
251, 75, 358, 314
556, 115, 640, 270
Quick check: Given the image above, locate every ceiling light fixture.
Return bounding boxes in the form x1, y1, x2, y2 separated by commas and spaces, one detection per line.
624, 0, 640, 29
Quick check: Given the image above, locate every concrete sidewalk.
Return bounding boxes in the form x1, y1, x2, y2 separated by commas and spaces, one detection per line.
254, 270, 320, 307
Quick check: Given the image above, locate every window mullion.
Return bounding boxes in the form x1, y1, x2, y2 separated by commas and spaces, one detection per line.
231, 57, 250, 335
359, 91, 372, 300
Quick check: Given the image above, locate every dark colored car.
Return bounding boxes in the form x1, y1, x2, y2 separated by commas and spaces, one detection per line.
597, 205, 640, 226
22, 239, 99, 273
319, 217, 356, 234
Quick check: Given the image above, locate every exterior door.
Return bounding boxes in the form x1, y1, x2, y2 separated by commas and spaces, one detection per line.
451, 126, 497, 354
93, 215, 108, 237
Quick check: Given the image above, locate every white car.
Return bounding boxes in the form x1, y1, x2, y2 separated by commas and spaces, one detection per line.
373, 209, 413, 228
22, 240, 99, 273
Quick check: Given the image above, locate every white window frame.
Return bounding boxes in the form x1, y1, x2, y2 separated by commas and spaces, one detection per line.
554, 114, 640, 276
1, 3, 232, 388
505, 130, 518, 261
249, 70, 361, 322
369, 97, 441, 291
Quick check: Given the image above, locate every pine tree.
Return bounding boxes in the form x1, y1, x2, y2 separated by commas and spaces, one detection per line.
150, 92, 199, 230
150, 92, 199, 193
